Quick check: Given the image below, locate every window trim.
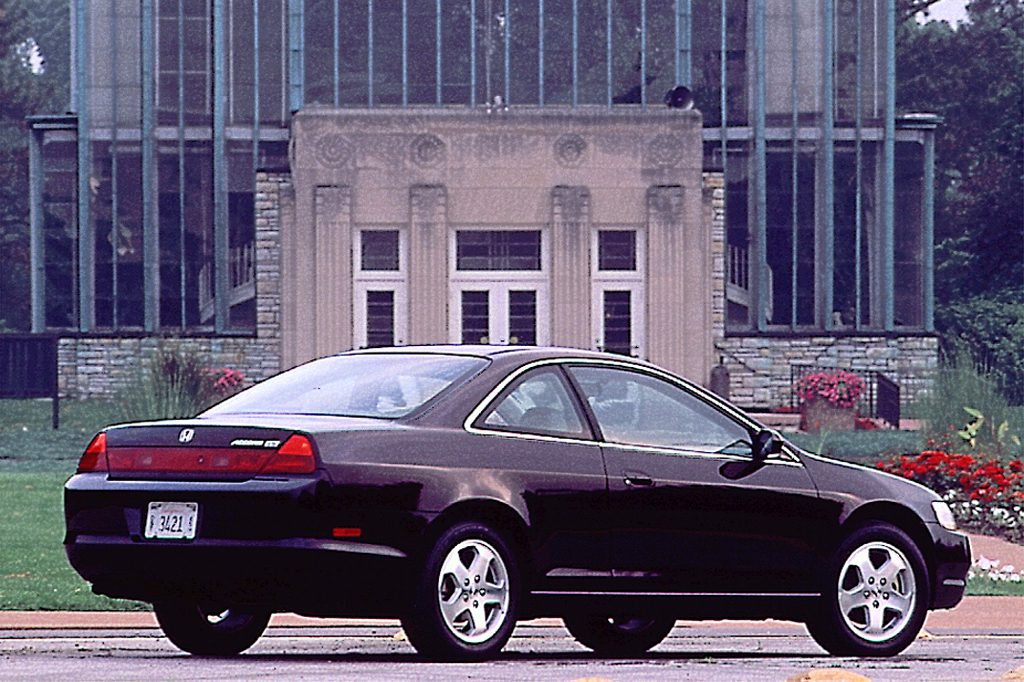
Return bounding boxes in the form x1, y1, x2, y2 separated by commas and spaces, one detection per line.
463, 357, 802, 465
564, 363, 756, 458
471, 366, 594, 441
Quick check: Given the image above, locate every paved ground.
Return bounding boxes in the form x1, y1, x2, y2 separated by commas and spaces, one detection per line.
1, 599, 1022, 682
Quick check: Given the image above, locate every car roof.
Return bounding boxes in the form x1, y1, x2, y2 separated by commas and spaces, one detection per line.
342, 344, 629, 362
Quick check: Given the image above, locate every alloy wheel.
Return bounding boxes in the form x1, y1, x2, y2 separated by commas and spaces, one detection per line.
837, 541, 917, 643
436, 538, 510, 644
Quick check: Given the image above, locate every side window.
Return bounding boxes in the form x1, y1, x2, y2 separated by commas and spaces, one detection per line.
477, 368, 589, 439
568, 366, 751, 453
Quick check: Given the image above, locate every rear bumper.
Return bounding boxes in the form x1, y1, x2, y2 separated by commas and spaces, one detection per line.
65, 536, 408, 615
64, 473, 417, 615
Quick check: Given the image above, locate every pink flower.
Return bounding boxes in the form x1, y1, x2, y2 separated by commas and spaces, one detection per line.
795, 370, 865, 408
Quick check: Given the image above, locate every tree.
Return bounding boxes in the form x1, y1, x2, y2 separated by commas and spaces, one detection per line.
897, 0, 1024, 400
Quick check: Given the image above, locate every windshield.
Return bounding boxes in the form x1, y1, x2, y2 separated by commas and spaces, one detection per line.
203, 354, 488, 419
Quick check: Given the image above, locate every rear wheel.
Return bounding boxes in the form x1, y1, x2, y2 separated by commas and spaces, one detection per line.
806, 522, 929, 657
154, 602, 270, 656
563, 614, 676, 656
401, 521, 520, 661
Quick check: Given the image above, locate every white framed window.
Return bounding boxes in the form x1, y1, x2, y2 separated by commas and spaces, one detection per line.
449, 228, 550, 346
591, 228, 645, 357
353, 228, 407, 348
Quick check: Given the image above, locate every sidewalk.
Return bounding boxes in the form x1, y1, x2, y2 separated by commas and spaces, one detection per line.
1, 596, 1021, 633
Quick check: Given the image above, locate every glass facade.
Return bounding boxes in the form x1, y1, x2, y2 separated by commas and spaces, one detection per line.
30, 0, 936, 336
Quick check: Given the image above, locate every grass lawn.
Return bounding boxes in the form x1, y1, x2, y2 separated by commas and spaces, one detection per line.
0, 398, 1021, 610
0, 470, 146, 610
0, 398, 122, 472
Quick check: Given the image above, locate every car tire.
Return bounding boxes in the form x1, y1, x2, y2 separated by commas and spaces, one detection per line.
806, 522, 930, 657
401, 521, 520, 662
153, 602, 270, 656
563, 615, 676, 656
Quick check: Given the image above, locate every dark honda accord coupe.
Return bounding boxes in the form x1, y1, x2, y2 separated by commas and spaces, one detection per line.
65, 346, 969, 661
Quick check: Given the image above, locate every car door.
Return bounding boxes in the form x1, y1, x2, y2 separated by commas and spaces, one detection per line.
565, 363, 830, 595
467, 364, 610, 592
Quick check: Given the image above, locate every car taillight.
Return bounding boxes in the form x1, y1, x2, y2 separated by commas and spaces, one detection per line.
262, 434, 317, 475
77, 432, 109, 473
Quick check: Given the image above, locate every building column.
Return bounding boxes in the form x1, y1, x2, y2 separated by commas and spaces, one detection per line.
213, 0, 230, 333
408, 185, 448, 344
883, 0, 896, 331
279, 182, 301, 368
288, 0, 305, 112
647, 185, 709, 383
314, 185, 353, 356
550, 186, 591, 349
75, 0, 93, 332
29, 128, 44, 333
141, 0, 158, 331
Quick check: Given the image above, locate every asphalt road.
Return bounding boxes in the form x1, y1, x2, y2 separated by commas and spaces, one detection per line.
2, 620, 1023, 681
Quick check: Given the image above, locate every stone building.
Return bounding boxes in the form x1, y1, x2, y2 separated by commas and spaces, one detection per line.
29, 1, 939, 409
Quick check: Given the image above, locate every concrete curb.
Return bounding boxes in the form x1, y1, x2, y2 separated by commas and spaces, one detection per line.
2, 596, 1021, 632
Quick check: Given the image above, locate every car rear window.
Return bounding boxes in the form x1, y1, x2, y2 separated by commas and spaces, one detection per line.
203, 354, 488, 419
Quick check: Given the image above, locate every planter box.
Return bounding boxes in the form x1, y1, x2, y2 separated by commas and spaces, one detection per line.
802, 400, 856, 432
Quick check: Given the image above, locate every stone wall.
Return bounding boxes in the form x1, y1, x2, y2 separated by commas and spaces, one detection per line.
704, 172, 726, 345
715, 335, 939, 410
57, 172, 288, 399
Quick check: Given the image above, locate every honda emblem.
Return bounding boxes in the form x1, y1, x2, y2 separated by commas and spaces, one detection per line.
178, 428, 195, 444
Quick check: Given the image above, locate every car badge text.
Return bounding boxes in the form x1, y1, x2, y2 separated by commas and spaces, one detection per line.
178, 428, 195, 444
231, 439, 282, 448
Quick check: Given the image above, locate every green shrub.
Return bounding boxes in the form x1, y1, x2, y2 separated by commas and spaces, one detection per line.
787, 430, 923, 461
914, 353, 1024, 459
114, 346, 218, 422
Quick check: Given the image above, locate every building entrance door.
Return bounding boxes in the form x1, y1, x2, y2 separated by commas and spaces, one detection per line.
450, 283, 549, 345
449, 228, 549, 346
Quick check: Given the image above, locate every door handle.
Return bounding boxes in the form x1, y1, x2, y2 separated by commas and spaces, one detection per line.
623, 472, 654, 487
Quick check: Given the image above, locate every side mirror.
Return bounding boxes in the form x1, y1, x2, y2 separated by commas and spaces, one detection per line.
752, 428, 784, 464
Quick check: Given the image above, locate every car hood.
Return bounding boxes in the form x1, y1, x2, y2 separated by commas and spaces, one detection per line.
795, 447, 943, 519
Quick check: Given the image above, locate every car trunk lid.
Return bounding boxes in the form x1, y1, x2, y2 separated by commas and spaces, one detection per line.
99, 423, 316, 480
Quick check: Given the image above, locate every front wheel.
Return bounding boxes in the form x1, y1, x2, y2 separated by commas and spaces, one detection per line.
153, 602, 270, 655
806, 522, 930, 657
563, 614, 676, 656
401, 521, 520, 661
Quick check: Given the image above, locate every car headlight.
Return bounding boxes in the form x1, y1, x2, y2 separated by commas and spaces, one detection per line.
931, 500, 958, 531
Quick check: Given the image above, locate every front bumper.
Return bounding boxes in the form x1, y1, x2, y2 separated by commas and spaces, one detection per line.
927, 523, 971, 610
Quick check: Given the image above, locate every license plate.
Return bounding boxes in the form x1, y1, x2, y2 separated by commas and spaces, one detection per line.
144, 502, 198, 540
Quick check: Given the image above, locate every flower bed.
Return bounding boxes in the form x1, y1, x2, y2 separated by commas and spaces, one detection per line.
876, 446, 1024, 544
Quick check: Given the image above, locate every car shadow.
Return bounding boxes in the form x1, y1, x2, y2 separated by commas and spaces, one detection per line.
195, 649, 836, 663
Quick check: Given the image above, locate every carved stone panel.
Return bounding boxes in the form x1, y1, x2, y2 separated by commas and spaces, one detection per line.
553, 134, 588, 168
410, 134, 447, 168
643, 133, 685, 170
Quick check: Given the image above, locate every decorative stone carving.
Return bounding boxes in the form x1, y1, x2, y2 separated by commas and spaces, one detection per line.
552, 186, 590, 227
312, 132, 354, 169
411, 134, 447, 168
645, 134, 684, 169
553, 134, 587, 168
647, 185, 684, 223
